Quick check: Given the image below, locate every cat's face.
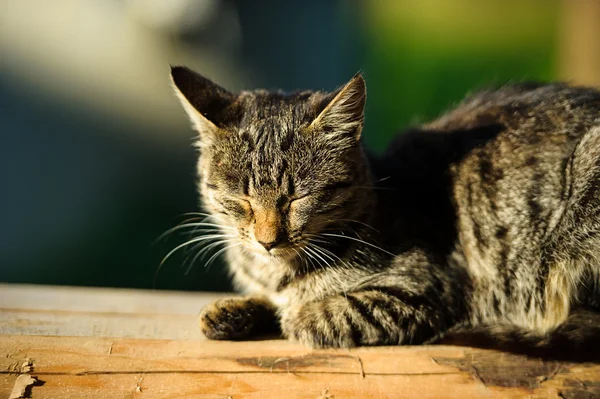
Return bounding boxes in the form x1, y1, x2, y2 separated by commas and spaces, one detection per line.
171, 67, 371, 262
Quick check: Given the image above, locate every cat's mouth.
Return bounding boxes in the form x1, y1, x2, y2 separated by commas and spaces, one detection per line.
260, 243, 297, 258
245, 239, 307, 262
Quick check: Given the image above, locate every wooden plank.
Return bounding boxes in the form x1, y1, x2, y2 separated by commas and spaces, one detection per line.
0, 309, 201, 340
0, 374, 18, 399
0, 284, 228, 339
0, 335, 457, 375
18, 373, 529, 399
0, 283, 226, 315
1, 285, 599, 398
1, 335, 599, 398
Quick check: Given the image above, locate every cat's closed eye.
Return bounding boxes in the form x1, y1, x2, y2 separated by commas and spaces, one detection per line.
216, 196, 252, 217
290, 194, 310, 205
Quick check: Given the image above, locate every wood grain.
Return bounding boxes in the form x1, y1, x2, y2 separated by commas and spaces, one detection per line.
18, 373, 528, 399
0, 375, 18, 399
0, 283, 228, 340
1, 284, 599, 398
1, 335, 600, 398
0, 283, 227, 315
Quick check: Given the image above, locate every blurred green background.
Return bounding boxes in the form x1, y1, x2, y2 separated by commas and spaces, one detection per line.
1, 0, 599, 292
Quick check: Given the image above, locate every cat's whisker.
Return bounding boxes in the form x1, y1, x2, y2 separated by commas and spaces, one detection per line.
290, 246, 305, 271
351, 185, 396, 191
183, 237, 232, 274
157, 234, 235, 273
177, 212, 229, 228
178, 211, 214, 218
303, 245, 330, 270
303, 233, 334, 246
321, 233, 395, 257
331, 218, 380, 233
372, 175, 391, 183
326, 219, 364, 240
299, 246, 319, 272
175, 216, 204, 226
308, 242, 353, 287
154, 223, 235, 245
305, 246, 337, 287
204, 242, 242, 272
308, 240, 348, 268
180, 217, 222, 235
155, 233, 237, 285
305, 244, 346, 294
177, 222, 235, 230
308, 243, 351, 298
180, 227, 231, 257
155, 212, 234, 264
189, 238, 236, 273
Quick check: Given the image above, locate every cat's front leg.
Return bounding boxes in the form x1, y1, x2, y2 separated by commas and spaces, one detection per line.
280, 288, 449, 348
199, 296, 278, 340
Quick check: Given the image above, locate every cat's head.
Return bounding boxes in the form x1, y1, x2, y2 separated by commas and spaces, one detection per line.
171, 66, 373, 262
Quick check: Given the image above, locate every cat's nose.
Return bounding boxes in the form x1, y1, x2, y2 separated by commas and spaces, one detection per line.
253, 207, 284, 251
258, 238, 281, 251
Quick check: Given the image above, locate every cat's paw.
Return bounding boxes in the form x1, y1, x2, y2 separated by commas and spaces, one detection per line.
280, 298, 360, 348
199, 297, 268, 340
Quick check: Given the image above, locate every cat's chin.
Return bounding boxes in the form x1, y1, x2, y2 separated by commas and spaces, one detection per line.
243, 245, 302, 263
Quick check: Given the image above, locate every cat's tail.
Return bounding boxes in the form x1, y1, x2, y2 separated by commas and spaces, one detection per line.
436, 308, 600, 361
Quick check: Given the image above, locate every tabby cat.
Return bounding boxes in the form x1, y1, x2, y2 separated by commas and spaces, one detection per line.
170, 66, 600, 359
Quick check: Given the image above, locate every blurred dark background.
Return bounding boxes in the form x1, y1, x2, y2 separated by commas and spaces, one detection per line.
1, 0, 599, 292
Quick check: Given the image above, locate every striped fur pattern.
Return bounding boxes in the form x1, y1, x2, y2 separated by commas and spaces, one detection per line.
170, 66, 600, 356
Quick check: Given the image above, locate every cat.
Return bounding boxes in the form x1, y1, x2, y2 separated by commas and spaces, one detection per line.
170, 66, 600, 360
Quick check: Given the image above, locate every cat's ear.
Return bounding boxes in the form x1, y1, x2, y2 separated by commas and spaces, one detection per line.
170, 66, 237, 145
310, 73, 366, 139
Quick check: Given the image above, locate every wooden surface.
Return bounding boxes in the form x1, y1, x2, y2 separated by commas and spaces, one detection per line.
1, 284, 599, 398
0, 283, 227, 340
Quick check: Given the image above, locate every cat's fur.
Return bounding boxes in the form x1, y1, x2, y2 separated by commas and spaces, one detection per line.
170, 66, 600, 359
